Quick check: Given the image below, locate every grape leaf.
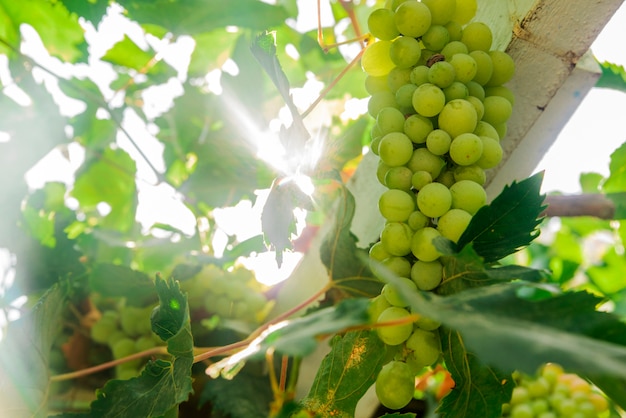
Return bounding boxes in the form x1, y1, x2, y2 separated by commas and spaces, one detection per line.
0, 284, 65, 417
596, 60, 626, 93
606, 192, 626, 219
89, 263, 157, 306
301, 330, 388, 418
435, 241, 546, 295
457, 172, 546, 263
101, 35, 176, 80
602, 141, 626, 193
59, 0, 108, 26
320, 185, 382, 298
83, 276, 194, 416
437, 328, 513, 418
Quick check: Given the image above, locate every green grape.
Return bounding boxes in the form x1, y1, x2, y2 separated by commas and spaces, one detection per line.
417, 182, 451, 218
135, 336, 156, 352
449, 53, 477, 83
388, 67, 413, 92
461, 22, 493, 52
408, 210, 430, 230
469, 50, 493, 85
410, 259, 443, 290
449, 132, 483, 166
390, 0, 411, 10
120, 306, 143, 337
530, 398, 549, 414
370, 241, 392, 261
381, 222, 414, 256
494, 122, 508, 139
379, 189, 416, 222
412, 83, 446, 117
362, 41, 395, 76
377, 106, 406, 135
510, 386, 531, 405
405, 328, 440, 367
403, 114, 433, 143
466, 80, 485, 100
466, 95, 484, 120
453, 164, 486, 185
381, 256, 413, 278
394, 1, 432, 37
91, 317, 118, 344
486, 50, 515, 86
437, 208, 472, 242
375, 361, 416, 410
526, 376, 551, 398
372, 121, 383, 139
107, 331, 127, 347
449, 179, 487, 215
411, 170, 432, 191
410, 65, 430, 85
438, 99, 477, 138
378, 132, 414, 167
435, 169, 455, 188
451, 0, 477, 24
368, 91, 398, 117
395, 83, 418, 111
421, 25, 450, 51
385, 166, 413, 191
116, 363, 139, 380
444, 20, 463, 41
407, 148, 445, 181
485, 85, 515, 104
443, 81, 468, 102
440, 40, 468, 58
382, 277, 418, 307
365, 74, 391, 94
422, 0, 456, 25
411, 226, 442, 261
510, 404, 533, 418
474, 120, 500, 140
377, 160, 392, 185
111, 338, 137, 359
368, 8, 400, 40
482, 95, 513, 125
427, 60, 456, 88
415, 314, 441, 331
417, 49, 437, 67
390, 36, 421, 68
368, 294, 392, 324
476, 136, 503, 169
426, 129, 452, 155
370, 136, 382, 156
376, 307, 414, 345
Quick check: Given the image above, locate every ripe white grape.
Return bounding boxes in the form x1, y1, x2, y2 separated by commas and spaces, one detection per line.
449, 132, 483, 166
411, 227, 442, 262
413, 83, 446, 117
379, 189, 416, 222
450, 179, 487, 215
362, 41, 395, 76
417, 182, 452, 218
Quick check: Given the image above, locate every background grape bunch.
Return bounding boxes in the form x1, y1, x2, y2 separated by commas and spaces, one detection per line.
364, 0, 515, 410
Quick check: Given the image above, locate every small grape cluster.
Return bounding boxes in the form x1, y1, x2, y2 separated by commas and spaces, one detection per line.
90, 305, 163, 379
180, 264, 272, 325
502, 364, 610, 418
363, 0, 515, 410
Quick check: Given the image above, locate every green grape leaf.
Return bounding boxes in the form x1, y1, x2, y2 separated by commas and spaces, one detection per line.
89, 263, 157, 306
435, 241, 546, 295
457, 172, 546, 263
199, 366, 273, 418
71, 147, 137, 232
101, 35, 176, 80
606, 192, 626, 219
437, 328, 513, 418
85, 276, 194, 416
0, 284, 65, 417
596, 60, 626, 93
207, 299, 371, 380
21, 204, 56, 248
117, 0, 289, 35
59, 0, 109, 26
587, 246, 626, 294
602, 141, 626, 193
320, 186, 382, 298
188, 30, 239, 76
0, 0, 85, 62
302, 330, 388, 418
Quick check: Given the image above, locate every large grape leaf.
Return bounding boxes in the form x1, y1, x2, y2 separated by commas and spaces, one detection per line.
102, 35, 176, 80
0, 0, 85, 62
602, 141, 626, 193
77, 276, 194, 417
0, 284, 65, 417
59, 0, 109, 26
117, 0, 289, 35
437, 329, 513, 418
596, 60, 626, 93
301, 330, 388, 418
457, 172, 546, 262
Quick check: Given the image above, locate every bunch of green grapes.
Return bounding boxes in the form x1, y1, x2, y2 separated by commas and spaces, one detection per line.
364, 0, 515, 410
180, 264, 273, 325
90, 305, 163, 379
502, 363, 610, 418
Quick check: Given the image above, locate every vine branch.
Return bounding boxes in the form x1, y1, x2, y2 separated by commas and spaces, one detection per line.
542, 194, 617, 220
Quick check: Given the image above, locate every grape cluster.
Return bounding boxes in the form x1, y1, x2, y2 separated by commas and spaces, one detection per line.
502, 364, 610, 418
90, 305, 163, 379
364, 0, 515, 410
180, 264, 272, 325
